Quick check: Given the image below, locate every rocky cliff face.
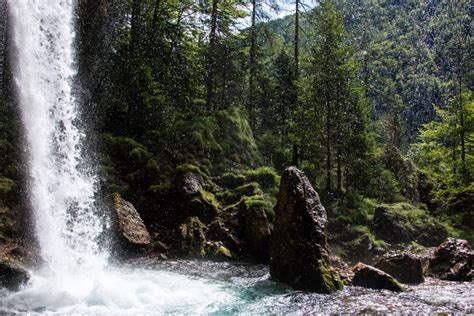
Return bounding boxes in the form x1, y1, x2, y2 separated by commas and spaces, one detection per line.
270, 167, 342, 293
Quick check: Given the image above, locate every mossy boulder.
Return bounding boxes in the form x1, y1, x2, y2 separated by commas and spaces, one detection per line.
177, 172, 219, 223
239, 196, 272, 262
179, 216, 207, 257
270, 167, 343, 293
352, 263, 403, 292
217, 182, 263, 205
373, 203, 447, 247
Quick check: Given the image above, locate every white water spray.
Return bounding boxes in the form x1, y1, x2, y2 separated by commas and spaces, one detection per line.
8, 0, 107, 273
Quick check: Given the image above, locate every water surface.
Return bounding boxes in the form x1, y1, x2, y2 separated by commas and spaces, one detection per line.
1, 260, 472, 314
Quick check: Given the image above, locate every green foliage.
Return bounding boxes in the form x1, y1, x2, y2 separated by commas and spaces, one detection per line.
0, 177, 15, 204
294, 0, 372, 193
410, 93, 473, 217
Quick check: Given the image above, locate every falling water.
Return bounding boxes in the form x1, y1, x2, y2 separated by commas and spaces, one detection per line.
8, 0, 107, 273
1, 1, 473, 314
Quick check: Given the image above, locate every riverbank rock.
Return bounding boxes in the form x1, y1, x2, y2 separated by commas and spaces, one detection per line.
352, 263, 403, 292
270, 167, 342, 293
375, 253, 424, 284
373, 203, 447, 247
178, 172, 219, 223
240, 198, 272, 262
428, 238, 473, 281
179, 216, 207, 256
112, 193, 151, 248
0, 260, 30, 291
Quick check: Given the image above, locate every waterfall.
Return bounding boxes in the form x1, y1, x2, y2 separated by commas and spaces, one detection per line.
8, 0, 107, 273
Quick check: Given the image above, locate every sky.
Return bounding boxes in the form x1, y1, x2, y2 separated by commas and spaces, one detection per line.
268, 0, 318, 20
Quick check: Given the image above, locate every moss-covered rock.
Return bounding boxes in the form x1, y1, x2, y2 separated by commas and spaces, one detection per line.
218, 172, 247, 189
245, 167, 280, 193
373, 203, 447, 247
179, 216, 207, 257
352, 262, 403, 292
239, 196, 272, 262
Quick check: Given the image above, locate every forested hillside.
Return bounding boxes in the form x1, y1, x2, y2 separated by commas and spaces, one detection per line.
0, 0, 472, 259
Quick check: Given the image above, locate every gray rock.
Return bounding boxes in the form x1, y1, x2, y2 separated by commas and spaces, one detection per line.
352, 262, 403, 292
112, 194, 151, 247
270, 167, 342, 293
428, 238, 473, 281
375, 253, 424, 284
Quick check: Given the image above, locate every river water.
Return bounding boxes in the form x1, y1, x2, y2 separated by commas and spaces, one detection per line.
0, 260, 472, 314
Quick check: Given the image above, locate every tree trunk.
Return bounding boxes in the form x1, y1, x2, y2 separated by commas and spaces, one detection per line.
205, 0, 219, 112
248, 0, 257, 128
326, 100, 331, 192
292, 0, 300, 167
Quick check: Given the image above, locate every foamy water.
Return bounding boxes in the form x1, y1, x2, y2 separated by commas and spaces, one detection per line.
0, 261, 472, 314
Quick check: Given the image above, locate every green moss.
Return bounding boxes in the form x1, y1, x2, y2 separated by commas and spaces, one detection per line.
0, 177, 14, 203
176, 163, 206, 177
218, 182, 263, 205
243, 195, 275, 222
318, 259, 344, 293
388, 277, 404, 292
245, 167, 280, 192
220, 172, 246, 189
215, 245, 232, 258
197, 187, 219, 212
148, 182, 174, 194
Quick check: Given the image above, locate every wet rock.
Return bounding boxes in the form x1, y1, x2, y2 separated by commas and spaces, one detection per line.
112, 193, 151, 248
270, 167, 342, 293
352, 263, 403, 292
375, 253, 424, 284
179, 216, 207, 256
178, 172, 218, 223
0, 260, 30, 291
373, 203, 447, 247
240, 198, 272, 262
428, 238, 473, 281
207, 218, 241, 253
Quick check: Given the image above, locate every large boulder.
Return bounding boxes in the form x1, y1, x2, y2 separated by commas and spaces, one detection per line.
352, 263, 403, 292
270, 167, 342, 293
112, 194, 151, 248
428, 238, 473, 281
0, 260, 30, 291
375, 253, 424, 284
373, 203, 447, 247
